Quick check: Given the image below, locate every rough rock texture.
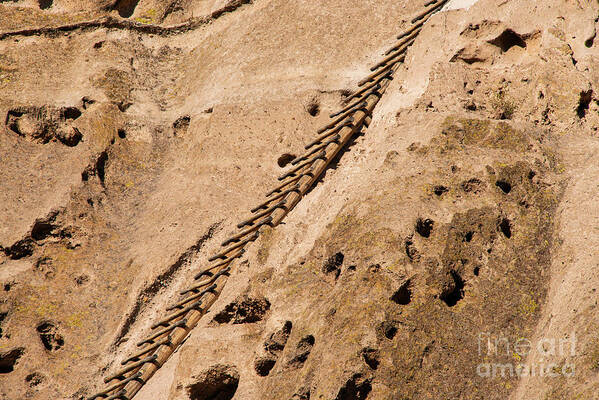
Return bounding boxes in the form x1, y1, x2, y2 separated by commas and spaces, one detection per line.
0, 0, 598, 399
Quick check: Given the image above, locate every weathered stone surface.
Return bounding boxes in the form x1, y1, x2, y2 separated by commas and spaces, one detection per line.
0, 0, 598, 399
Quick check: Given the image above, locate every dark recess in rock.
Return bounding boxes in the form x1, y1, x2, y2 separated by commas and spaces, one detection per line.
440, 270, 465, 307
38, 0, 52, 10
114, 0, 140, 18
25, 372, 44, 387
361, 347, 380, 370
0, 348, 24, 374
213, 296, 270, 324
278, 153, 296, 168
495, 180, 511, 194
488, 29, 526, 52
36, 322, 64, 351
287, 335, 315, 368
499, 217, 512, 238
187, 365, 239, 400
307, 101, 320, 117
433, 185, 448, 196
576, 90, 593, 118
323, 252, 344, 279
415, 218, 434, 238
335, 373, 372, 400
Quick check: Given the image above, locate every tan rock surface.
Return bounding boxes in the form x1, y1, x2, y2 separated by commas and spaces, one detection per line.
0, 0, 598, 399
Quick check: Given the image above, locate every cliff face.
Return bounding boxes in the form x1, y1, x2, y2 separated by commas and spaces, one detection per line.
0, 0, 598, 399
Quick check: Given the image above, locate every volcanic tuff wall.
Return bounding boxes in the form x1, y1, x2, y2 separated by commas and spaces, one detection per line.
0, 0, 598, 400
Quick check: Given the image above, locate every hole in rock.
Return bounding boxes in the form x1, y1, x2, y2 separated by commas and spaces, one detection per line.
335, 373, 372, 400
361, 348, 379, 370
277, 153, 296, 168
38, 0, 52, 9
404, 238, 419, 262
0, 348, 24, 373
577, 90, 593, 118
117, 129, 127, 139
323, 252, 344, 279
464, 231, 474, 242
495, 180, 511, 194
114, 0, 139, 18
585, 34, 595, 48
93, 41, 104, 49
60, 107, 81, 120
213, 296, 270, 324
461, 178, 484, 193
390, 280, 412, 305
306, 102, 320, 117
415, 218, 434, 238
528, 170, 536, 180
473, 266, 480, 276
0, 312, 6, 337
75, 274, 89, 285
25, 372, 44, 387
5, 239, 34, 260
288, 335, 315, 368
264, 321, 292, 353
488, 29, 526, 52
173, 115, 191, 135
187, 365, 239, 400
499, 218, 512, 238
96, 151, 108, 185
380, 321, 398, 340
254, 357, 276, 377
31, 220, 56, 241
440, 271, 465, 307
433, 185, 448, 196
36, 322, 64, 351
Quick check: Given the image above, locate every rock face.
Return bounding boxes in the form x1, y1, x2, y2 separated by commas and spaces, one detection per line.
0, 0, 598, 399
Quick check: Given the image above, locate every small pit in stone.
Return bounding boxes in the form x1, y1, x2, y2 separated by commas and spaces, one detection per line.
254, 357, 276, 377
114, 0, 140, 18
323, 252, 344, 279
306, 101, 320, 117
585, 35, 595, 48
390, 280, 412, 305
464, 231, 474, 242
335, 373, 372, 400
118, 129, 127, 139
379, 321, 398, 340
577, 90, 593, 119
38, 0, 52, 9
213, 296, 270, 324
361, 348, 380, 370
187, 364, 239, 400
405, 237, 420, 262
488, 29, 526, 52
278, 153, 296, 168
173, 115, 191, 136
287, 335, 315, 369
461, 178, 484, 194
36, 322, 64, 351
495, 180, 512, 194
0, 348, 24, 373
440, 271, 465, 307
25, 372, 44, 387
0, 312, 7, 337
433, 185, 448, 196
254, 320, 292, 376
415, 218, 434, 238
499, 217, 512, 238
